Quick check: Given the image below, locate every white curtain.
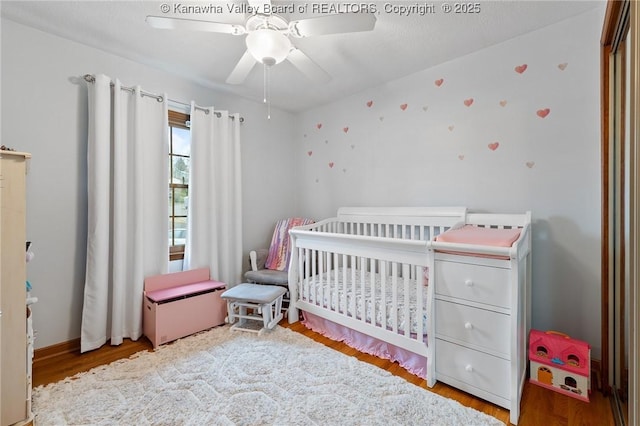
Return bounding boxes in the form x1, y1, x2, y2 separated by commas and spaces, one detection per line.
81, 74, 169, 353
184, 104, 243, 287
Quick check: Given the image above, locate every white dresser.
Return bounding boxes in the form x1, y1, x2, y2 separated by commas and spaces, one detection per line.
427, 212, 531, 426
0, 151, 33, 426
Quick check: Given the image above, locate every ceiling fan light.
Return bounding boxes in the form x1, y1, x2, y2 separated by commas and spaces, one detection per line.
246, 29, 292, 66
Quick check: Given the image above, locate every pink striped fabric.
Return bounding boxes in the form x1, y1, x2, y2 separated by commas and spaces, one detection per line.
264, 218, 315, 271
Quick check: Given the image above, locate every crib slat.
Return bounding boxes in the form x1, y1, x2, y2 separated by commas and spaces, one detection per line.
360, 257, 366, 323
392, 262, 398, 333
307, 249, 312, 304
350, 256, 357, 318
341, 254, 348, 314
336, 253, 340, 312
380, 261, 387, 330
319, 251, 325, 308
403, 263, 410, 337
370, 258, 376, 326
312, 249, 318, 305
416, 265, 424, 338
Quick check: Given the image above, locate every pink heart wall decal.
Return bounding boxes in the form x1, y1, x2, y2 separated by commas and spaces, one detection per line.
328, 162, 334, 168
400, 103, 408, 111
526, 161, 535, 168
343, 127, 349, 133
536, 108, 550, 118
458, 155, 465, 160
464, 98, 474, 107
435, 78, 444, 87
515, 64, 528, 74
558, 63, 568, 71
307, 151, 313, 156
499, 100, 507, 107
366, 100, 373, 107
488, 142, 499, 151
316, 123, 322, 129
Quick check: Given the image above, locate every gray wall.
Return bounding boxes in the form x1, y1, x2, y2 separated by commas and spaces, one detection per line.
293, 7, 604, 357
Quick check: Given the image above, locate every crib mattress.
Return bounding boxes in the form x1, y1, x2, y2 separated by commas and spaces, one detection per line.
298, 267, 428, 335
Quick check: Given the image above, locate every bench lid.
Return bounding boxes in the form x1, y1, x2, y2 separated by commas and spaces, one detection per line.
146, 280, 225, 302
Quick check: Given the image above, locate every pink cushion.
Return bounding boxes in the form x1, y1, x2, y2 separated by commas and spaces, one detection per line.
435, 224, 521, 247
435, 225, 521, 259
146, 280, 225, 303
264, 218, 314, 271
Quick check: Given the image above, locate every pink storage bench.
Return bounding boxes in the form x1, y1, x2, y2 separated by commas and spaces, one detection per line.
143, 268, 227, 348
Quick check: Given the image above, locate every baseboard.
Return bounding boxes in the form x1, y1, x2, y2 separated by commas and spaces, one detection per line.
33, 338, 80, 364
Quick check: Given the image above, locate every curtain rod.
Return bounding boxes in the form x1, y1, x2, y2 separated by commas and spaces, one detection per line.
83, 74, 244, 123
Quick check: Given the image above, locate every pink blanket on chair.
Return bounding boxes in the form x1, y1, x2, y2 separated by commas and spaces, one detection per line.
264, 217, 315, 271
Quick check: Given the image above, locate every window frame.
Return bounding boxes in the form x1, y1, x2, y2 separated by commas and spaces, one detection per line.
168, 110, 190, 261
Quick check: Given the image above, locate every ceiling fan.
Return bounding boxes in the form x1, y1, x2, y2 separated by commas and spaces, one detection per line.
146, 0, 377, 85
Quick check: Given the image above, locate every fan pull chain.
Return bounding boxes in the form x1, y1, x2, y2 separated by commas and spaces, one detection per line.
263, 63, 268, 104
262, 64, 272, 120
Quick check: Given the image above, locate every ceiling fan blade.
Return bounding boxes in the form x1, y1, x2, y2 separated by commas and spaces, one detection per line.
247, 0, 272, 14
226, 50, 258, 84
146, 15, 245, 35
287, 48, 331, 83
289, 13, 376, 38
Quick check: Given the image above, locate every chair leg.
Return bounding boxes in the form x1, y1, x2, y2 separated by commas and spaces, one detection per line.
258, 295, 285, 331
262, 302, 273, 330
226, 301, 236, 324
273, 296, 284, 324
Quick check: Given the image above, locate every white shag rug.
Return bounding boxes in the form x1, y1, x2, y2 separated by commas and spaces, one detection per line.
33, 325, 505, 425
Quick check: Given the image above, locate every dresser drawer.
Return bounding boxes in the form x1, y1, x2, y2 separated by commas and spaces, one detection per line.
434, 299, 510, 356
435, 339, 510, 399
434, 260, 510, 309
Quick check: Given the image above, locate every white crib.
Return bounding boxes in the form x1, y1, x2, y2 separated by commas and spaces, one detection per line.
287, 207, 467, 385
287, 207, 532, 425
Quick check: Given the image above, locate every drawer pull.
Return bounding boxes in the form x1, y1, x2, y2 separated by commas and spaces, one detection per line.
465, 364, 474, 373
464, 279, 474, 287
464, 322, 473, 330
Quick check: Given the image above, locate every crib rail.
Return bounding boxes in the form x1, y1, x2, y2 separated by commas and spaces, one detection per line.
297, 206, 467, 241
288, 229, 431, 355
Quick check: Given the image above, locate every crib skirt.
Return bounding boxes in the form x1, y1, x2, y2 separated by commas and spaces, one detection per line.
301, 311, 427, 379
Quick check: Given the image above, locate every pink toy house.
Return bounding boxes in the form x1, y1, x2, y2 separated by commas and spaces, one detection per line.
529, 329, 591, 402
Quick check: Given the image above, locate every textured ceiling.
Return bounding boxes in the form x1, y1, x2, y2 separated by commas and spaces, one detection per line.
1, 1, 603, 112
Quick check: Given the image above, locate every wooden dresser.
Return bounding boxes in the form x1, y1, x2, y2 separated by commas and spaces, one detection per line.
428, 212, 532, 425
0, 151, 32, 426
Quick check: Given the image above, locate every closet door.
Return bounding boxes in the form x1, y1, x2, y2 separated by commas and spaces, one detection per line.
0, 152, 29, 425
602, 1, 639, 424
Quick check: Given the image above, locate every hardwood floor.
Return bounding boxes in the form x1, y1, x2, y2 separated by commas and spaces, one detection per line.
33, 323, 614, 426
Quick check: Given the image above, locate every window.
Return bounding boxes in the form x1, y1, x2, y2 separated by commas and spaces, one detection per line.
168, 110, 190, 261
